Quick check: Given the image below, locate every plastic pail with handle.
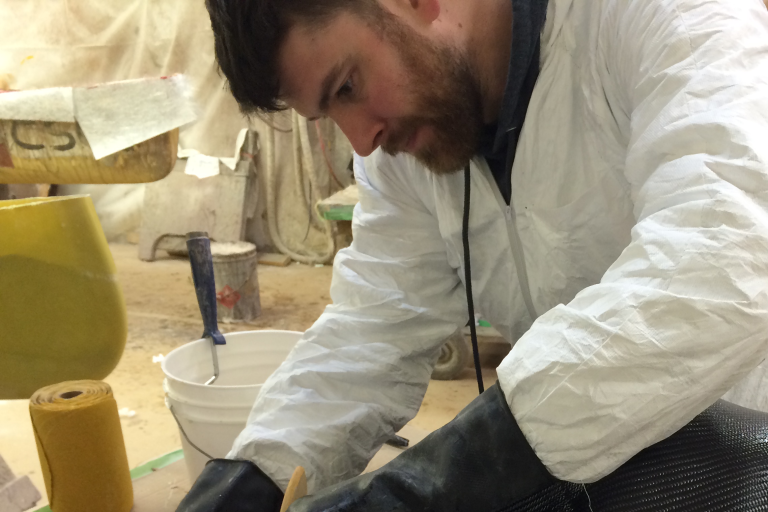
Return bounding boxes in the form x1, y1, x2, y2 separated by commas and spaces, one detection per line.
162, 330, 301, 481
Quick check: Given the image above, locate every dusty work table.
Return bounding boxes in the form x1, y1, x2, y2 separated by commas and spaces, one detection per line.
33, 424, 430, 512
133, 424, 428, 511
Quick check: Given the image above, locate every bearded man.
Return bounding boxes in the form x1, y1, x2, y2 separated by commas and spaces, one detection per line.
178, 0, 768, 509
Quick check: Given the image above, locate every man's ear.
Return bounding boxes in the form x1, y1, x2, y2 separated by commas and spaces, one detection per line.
381, 0, 441, 25
410, 0, 441, 24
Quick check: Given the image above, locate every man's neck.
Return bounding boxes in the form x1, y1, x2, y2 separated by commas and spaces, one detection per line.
463, 0, 513, 124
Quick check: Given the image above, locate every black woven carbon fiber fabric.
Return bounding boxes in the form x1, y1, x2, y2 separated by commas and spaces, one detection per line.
287, 389, 768, 512
505, 400, 768, 512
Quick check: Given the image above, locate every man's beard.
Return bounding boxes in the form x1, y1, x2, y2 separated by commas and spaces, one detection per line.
377, 17, 485, 175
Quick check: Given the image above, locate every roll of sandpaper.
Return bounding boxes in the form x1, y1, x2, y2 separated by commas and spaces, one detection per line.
29, 380, 133, 512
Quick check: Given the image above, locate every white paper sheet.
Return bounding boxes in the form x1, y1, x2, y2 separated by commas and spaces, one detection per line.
184, 153, 221, 179
178, 127, 249, 172
223, 128, 250, 171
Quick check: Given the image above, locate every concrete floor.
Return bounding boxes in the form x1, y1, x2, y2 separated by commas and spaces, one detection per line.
1, 244, 498, 509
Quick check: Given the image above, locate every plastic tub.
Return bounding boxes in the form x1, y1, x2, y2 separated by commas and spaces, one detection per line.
161, 330, 301, 481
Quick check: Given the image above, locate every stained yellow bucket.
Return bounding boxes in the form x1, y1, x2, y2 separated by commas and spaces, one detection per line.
0, 195, 127, 399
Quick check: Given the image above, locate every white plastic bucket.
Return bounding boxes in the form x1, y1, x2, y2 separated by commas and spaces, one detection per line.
161, 330, 302, 481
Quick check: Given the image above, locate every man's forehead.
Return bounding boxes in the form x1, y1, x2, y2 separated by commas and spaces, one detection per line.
277, 12, 363, 113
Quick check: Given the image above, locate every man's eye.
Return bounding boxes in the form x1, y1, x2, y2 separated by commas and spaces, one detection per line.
337, 78, 354, 98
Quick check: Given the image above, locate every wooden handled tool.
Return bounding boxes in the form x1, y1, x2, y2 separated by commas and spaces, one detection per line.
280, 467, 308, 511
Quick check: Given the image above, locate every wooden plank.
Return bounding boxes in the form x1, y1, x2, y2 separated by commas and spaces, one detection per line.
258, 252, 292, 267
0, 121, 177, 184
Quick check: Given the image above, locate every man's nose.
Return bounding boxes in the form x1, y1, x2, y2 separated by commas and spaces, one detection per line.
333, 109, 386, 157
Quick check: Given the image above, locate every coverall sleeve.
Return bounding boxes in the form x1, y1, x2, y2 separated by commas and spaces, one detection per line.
228, 152, 466, 492
498, 0, 768, 482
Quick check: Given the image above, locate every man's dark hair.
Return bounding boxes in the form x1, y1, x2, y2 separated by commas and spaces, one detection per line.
205, 0, 385, 114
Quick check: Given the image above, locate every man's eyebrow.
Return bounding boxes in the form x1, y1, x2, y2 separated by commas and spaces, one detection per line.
310, 57, 351, 121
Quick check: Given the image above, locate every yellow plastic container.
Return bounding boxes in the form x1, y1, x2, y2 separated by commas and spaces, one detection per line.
0, 195, 127, 399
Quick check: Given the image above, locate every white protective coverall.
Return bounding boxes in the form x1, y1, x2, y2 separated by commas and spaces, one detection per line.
230, 0, 768, 491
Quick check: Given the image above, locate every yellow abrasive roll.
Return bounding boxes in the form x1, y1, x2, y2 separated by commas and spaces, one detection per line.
29, 380, 133, 512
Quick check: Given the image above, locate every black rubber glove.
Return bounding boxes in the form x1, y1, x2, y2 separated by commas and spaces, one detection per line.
176, 458, 284, 512
288, 382, 556, 512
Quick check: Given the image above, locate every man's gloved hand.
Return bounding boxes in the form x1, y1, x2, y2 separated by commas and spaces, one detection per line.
176, 458, 284, 512
287, 383, 557, 512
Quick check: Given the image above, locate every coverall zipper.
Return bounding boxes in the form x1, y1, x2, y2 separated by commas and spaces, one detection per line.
479, 164, 538, 322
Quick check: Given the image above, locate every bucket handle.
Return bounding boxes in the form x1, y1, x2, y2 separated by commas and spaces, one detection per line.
168, 404, 214, 461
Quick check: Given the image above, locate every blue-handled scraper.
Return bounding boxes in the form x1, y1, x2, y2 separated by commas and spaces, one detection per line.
186, 232, 227, 385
